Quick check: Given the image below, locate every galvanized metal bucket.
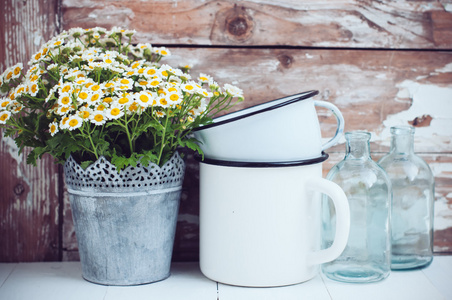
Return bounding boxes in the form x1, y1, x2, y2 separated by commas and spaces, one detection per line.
64, 152, 185, 286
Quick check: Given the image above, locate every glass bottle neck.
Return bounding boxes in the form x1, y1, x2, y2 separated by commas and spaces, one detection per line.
345, 131, 371, 160
390, 126, 414, 154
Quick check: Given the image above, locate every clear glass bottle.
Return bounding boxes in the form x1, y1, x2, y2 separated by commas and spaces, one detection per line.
378, 126, 434, 270
322, 131, 392, 283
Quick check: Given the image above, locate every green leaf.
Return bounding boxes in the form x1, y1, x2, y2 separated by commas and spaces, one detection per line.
80, 160, 94, 170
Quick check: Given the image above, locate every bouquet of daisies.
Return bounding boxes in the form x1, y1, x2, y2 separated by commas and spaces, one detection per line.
0, 27, 243, 169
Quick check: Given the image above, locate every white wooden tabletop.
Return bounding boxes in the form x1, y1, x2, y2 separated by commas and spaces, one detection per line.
1, 256, 451, 300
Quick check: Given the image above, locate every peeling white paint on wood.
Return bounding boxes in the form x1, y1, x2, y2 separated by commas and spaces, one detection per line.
381, 81, 452, 151
435, 196, 452, 231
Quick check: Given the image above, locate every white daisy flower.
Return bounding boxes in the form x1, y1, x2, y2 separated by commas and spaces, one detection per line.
0, 110, 11, 124
67, 114, 83, 131
181, 81, 199, 94
224, 83, 244, 98
78, 106, 92, 120
55, 105, 74, 116
166, 91, 183, 106
105, 104, 124, 119
134, 91, 155, 107
117, 92, 133, 106
0, 98, 11, 110
153, 47, 171, 57
49, 121, 59, 136
89, 110, 107, 125
86, 90, 103, 104
198, 73, 213, 84
58, 92, 72, 107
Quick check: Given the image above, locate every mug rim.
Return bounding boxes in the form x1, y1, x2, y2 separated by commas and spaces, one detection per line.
193, 90, 319, 132
195, 152, 329, 168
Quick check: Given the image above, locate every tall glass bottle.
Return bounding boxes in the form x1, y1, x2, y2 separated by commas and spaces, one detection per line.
322, 131, 391, 283
378, 126, 434, 270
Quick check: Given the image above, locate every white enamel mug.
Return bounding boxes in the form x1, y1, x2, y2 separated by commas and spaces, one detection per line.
198, 154, 350, 287
193, 90, 344, 162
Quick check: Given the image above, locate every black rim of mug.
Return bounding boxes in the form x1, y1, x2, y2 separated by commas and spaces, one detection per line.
192, 90, 320, 132
195, 152, 329, 168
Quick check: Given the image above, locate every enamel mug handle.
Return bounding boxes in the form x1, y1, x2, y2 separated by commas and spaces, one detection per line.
314, 100, 344, 151
305, 177, 350, 265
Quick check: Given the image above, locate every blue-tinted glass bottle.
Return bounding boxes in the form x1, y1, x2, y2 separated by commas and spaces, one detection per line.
322, 131, 392, 283
378, 126, 434, 270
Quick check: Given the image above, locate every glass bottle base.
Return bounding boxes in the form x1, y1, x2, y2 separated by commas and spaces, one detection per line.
323, 265, 390, 283
391, 255, 433, 270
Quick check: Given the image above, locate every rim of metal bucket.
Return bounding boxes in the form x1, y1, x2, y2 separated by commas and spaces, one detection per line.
195, 152, 329, 168
192, 90, 319, 132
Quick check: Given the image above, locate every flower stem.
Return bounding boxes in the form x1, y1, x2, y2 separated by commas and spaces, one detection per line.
157, 112, 169, 166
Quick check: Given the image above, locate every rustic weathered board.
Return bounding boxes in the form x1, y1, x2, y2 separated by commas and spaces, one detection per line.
0, 0, 60, 262
1, 0, 452, 262
61, 0, 452, 49
0, 0, 61, 262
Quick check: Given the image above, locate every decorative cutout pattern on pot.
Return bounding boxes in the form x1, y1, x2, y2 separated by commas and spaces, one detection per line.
64, 152, 185, 193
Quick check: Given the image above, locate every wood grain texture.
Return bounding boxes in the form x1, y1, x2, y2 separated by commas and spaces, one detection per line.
0, 0, 60, 262
160, 47, 452, 153
61, 0, 452, 49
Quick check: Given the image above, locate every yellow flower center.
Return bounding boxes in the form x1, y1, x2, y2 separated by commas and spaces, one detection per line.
170, 94, 179, 101
103, 97, 113, 103
139, 94, 150, 103
81, 111, 90, 119
14, 67, 21, 76
119, 97, 129, 104
61, 96, 70, 105
90, 85, 100, 91
69, 119, 79, 127
62, 85, 71, 93
0, 113, 9, 121
159, 98, 167, 106
161, 70, 168, 77
129, 103, 138, 112
185, 85, 194, 90
147, 69, 156, 75
90, 94, 100, 102
150, 80, 159, 87
168, 87, 177, 92
120, 78, 130, 85
50, 124, 57, 133
105, 58, 113, 64
79, 92, 88, 100
94, 114, 104, 122
111, 108, 121, 116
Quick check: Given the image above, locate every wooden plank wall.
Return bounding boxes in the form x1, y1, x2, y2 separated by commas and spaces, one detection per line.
1, 0, 451, 262
0, 0, 61, 262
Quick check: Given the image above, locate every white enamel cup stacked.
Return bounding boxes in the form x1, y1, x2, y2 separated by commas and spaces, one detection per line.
193, 90, 350, 287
